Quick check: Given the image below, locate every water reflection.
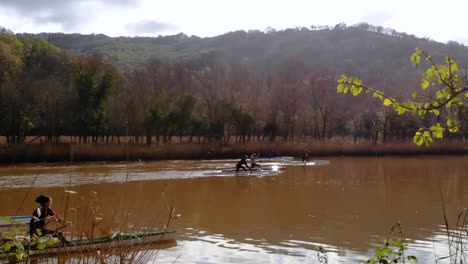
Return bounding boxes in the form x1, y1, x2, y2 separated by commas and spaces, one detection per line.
0, 156, 466, 263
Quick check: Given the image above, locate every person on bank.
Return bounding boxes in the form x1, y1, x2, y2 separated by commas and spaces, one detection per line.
29, 194, 67, 245
302, 149, 310, 162
250, 153, 261, 169
236, 155, 252, 172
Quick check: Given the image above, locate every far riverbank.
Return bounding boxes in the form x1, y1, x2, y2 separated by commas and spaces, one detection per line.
0, 140, 466, 163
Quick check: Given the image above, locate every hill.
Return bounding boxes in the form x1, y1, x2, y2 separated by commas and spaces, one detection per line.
20, 23, 468, 71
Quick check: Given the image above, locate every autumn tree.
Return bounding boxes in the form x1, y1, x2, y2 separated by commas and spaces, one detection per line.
0, 32, 26, 143
25, 39, 74, 143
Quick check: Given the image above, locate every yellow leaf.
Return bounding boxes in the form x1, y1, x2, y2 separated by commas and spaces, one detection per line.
383, 98, 392, 106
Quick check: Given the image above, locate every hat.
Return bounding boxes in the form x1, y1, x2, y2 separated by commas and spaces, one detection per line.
35, 194, 51, 205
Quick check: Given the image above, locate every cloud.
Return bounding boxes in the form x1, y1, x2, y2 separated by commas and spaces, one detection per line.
0, 0, 143, 31
125, 20, 179, 34
0, 0, 140, 10
359, 11, 394, 26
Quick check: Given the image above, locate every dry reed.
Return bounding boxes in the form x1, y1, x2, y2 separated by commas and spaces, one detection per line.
0, 138, 466, 163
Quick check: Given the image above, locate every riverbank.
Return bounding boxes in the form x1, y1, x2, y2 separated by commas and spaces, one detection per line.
0, 140, 466, 163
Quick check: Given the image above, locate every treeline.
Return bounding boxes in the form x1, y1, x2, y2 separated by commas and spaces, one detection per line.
1, 24, 467, 145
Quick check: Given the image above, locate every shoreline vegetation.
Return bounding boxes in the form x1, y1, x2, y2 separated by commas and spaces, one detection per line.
0, 137, 466, 163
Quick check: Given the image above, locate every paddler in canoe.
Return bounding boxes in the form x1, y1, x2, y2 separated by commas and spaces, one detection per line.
236, 155, 252, 172
29, 194, 68, 245
250, 153, 261, 169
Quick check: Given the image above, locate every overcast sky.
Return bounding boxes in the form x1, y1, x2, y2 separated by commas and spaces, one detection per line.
1, 0, 467, 45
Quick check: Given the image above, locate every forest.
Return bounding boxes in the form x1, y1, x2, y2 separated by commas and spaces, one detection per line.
1, 22, 468, 146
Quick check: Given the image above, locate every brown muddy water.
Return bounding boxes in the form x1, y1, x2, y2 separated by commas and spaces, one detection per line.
0, 156, 467, 263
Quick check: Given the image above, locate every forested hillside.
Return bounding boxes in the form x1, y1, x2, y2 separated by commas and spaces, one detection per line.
2, 23, 468, 145
25, 23, 468, 69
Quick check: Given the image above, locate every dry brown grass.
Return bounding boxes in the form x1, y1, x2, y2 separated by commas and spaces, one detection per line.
0, 137, 466, 163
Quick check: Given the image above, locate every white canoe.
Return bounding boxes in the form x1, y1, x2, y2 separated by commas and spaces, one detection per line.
0, 216, 31, 227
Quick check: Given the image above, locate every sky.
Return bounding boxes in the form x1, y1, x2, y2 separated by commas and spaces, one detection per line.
0, 0, 467, 45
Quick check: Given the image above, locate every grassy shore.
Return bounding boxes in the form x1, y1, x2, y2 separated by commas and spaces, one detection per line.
0, 138, 466, 163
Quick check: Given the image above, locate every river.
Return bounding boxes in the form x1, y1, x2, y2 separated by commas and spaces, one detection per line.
0, 156, 467, 263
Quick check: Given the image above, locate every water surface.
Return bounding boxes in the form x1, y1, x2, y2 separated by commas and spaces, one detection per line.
0, 156, 466, 263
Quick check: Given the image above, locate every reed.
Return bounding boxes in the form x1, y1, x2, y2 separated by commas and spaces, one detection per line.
0, 190, 178, 263
0, 139, 466, 163
438, 189, 468, 263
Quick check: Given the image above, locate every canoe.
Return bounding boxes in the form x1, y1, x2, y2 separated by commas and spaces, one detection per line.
257, 156, 294, 162
0, 216, 31, 227
221, 166, 286, 173
0, 230, 176, 260
203, 170, 281, 177
281, 160, 330, 166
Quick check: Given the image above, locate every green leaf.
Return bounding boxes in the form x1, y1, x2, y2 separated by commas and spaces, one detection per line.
436, 90, 447, 99
447, 100, 452, 108
337, 83, 344, 92
46, 238, 58, 246
425, 68, 435, 78
373, 92, 383, 99
431, 109, 440, 116
351, 85, 363, 96
465, 92, 468, 98
411, 53, 421, 66
383, 98, 392, 106
394, 105, 407, 115
450, 61, 459, 72
430, 123, 444, 139
0, 217, 13, 223
414, 132, 423, 146
37, 242, 46, 250
15, 252, 25, 260
447, 119, 453, 127
2, 243, 12, 252
343, 85, 349, 94
423, 132, 433, 146
407, 255, 418, 262
412, 92, 418, 99
448, 126, 459, 133
421, 79, 429, 89
338, 74, 347, 82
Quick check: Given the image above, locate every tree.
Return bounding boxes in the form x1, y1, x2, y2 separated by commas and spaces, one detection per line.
25, 39, 74, 143
0, 33, 27, 143
338, 48, 468, 146
172, 94, 197, 142
191, 51, 228, 141
73, 57, 115, 143
0, 34, 46, 143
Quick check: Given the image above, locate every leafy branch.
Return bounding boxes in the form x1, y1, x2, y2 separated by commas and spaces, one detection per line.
337, 48, 468, 146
